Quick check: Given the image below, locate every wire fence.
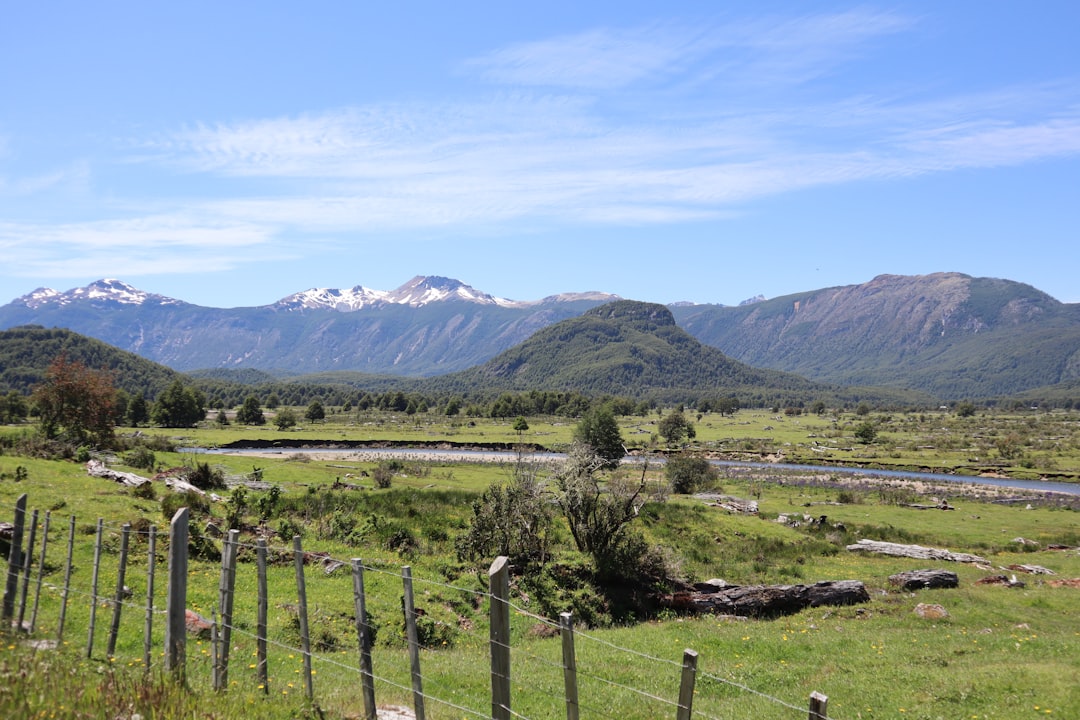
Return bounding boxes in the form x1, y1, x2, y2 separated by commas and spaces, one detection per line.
2, 493, 835, 719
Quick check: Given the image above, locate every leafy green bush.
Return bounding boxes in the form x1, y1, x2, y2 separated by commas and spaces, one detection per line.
665, 454, 718, 494
123, 446, 156, 471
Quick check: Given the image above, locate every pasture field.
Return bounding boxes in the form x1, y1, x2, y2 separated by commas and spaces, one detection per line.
1, 411, 1079, 719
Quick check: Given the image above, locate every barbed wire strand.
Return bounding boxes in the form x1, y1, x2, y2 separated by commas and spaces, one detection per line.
9, 518, 839, 720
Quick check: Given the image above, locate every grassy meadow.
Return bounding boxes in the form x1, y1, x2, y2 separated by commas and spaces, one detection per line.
1, 409, 1079, 719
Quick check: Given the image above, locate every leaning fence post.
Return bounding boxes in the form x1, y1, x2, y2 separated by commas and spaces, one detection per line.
57, 515, 75, 641
2, 493, 27, 626
560, 611, 579, 720
164, 508, 189, 680
29, 510, 50, 633
489, 555, 511, 720
808, 691, 828, 720
256, 538, 268, 694
402, 565, 426, 720
107, 523, 131, 656
86, 518, 104, 657
352, 558, 377, 719
292, 535, 314, 700
17, 508, 39, 632
676, 649, 698, 720
144, 525, 156, 671
216, 529, 239, 690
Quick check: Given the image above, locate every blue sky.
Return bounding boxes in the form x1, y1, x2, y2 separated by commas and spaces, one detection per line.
2, 1, 1078, 307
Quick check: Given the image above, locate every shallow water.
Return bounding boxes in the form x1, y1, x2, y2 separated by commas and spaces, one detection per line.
192, 445, 1080, 496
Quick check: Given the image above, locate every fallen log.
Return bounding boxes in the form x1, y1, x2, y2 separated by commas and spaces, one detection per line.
86, 459, 151, 487
1005, 564, 1055, 575
847, 539, 987, 564
662, 580, 870, 618
888, 569, 959, 591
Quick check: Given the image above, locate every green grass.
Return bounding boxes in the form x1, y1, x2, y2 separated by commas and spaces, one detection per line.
2, 414, 1080, 719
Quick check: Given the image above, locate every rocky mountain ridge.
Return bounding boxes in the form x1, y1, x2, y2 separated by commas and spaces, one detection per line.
2, 272, 1077, 399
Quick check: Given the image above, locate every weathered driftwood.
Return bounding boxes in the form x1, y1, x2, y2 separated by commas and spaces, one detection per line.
662, 580, 870, 617
888, 569, 959, 591
902, 501, 955, 511
976, 574, 1025, 588
86, 460, 151, 487
1005, 564, 1055, 575
847, 539, 987, 564
696, 494, 758, 514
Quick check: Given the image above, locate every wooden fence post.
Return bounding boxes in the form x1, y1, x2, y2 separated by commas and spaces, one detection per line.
560, 612, 579, 720
676, 649, 698, 720
144, 525, 156, 671
292, 535, 314, 701
808, 691, 828, 720
489, 556, 511, 720
107, 523, 131, 656
86, 518, 104, 657
352, 558, 377, 720
256, 538, 268, 694
216, 529, 239, 690
1, 493, 27, 626
29, 510, 50, 633
164, 508, 189, 680
16, 508, 39, 631
211, 606, 220, 690
57, 515, 75, 641
402, 565, 426, 720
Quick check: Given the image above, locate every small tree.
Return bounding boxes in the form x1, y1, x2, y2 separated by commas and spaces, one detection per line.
236, 396, 265, 425
151, 380, 206, 428
854, 421, 877, 444
32, 354, 117, 447
573, 405, 625, 469
0, 391, 29, 424
955, 401, 977, 418
274, 407, 298, 430
126, 395, 149, 427
658, 409, 694, 444
305, 400, 325, 423
513, 416, 529, 441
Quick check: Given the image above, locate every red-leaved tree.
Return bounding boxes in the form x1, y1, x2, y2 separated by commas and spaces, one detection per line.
32, 354, 117, 447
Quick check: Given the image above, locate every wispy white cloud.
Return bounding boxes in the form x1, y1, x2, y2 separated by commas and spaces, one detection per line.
5, 9, 1080, 280
462, 9, 913, 90
0, 215, 278, 279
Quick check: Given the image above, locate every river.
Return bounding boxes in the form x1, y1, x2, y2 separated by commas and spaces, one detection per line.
195, 445, 1080, 496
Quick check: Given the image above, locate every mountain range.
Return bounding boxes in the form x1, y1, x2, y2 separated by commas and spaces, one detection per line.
2, 273, 1078, 400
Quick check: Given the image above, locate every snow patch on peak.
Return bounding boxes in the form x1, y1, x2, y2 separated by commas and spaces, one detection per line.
13, 279, 178, 308
276, 285, 390, 311
387, 276, 524, 308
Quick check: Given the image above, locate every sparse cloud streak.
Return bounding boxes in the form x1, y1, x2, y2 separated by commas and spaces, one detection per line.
1, 4, 1078, 305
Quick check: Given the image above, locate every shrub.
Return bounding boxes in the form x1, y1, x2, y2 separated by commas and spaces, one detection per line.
373, 463, 393, 488
665, 454, 719, 494
161, 490, 211, 520
182, 461, 226, 491
123, 446, 157, 471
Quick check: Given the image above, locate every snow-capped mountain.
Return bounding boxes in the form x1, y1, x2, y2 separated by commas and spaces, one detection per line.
13, 279, 183, 309
275, 276, 532, 311
0, 276, 619, 375
274, 285, 392, 311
